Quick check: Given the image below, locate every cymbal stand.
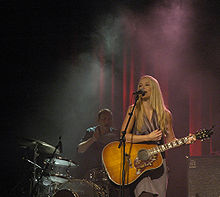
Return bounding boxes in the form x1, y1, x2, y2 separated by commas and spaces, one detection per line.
29, 143, 39, 196
31, 139, 61, 197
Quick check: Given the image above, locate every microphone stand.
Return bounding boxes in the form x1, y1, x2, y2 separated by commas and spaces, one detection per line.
118, 94, 140, 197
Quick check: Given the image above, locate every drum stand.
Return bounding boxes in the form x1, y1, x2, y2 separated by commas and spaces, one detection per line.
31, 138, 61, 197
26, 143, 42, 197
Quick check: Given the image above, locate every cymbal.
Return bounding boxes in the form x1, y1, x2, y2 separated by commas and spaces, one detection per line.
18, 137, 60, 155
45, 157, 79, 168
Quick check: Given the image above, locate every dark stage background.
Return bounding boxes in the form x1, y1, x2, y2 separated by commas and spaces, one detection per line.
2, 0, 220, 196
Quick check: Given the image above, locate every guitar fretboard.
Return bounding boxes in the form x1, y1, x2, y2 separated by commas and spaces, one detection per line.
148, 137, 189, 155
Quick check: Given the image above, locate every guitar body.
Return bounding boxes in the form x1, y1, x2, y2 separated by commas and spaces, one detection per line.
102, 141, 163, 185
102, 127, 214, 185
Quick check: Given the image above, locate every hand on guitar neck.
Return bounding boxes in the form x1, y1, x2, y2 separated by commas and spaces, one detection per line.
185, 133, 196, 144
102, 127, 214, 185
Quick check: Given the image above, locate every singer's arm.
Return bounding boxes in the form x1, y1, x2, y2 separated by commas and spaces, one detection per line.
121, 105, 149, 143
121, 106, 164, 143
125, 130, 163, 143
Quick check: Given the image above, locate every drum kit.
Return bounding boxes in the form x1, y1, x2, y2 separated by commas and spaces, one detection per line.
17, 137, 109, 197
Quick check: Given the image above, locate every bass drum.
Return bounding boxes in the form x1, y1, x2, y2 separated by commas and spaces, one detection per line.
53, 179, 106, 197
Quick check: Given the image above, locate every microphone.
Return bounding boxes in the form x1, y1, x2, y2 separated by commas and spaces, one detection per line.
133, 90, 146, 96
58, 136, 63, 153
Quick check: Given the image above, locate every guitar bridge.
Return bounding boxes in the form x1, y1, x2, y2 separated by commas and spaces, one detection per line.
134, 154, 158, 174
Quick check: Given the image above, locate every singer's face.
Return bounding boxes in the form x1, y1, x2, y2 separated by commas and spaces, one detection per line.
138, 77, 151, 99
98, 112, 112, 128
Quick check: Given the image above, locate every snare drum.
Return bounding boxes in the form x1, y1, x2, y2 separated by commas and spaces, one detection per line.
53, 179, 105, 197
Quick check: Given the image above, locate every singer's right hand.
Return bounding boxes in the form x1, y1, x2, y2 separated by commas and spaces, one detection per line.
147, 129, 162, 141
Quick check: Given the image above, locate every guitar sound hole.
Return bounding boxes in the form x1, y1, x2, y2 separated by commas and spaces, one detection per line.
138, 149, 150, 161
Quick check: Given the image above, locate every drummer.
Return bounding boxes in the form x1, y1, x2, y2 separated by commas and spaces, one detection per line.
77, 109, 119, 176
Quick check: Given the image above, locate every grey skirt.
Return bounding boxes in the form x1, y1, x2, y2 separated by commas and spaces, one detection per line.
134, 160, 168, 197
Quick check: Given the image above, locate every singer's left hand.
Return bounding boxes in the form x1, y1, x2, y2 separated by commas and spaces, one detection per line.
186, 133, 196, 144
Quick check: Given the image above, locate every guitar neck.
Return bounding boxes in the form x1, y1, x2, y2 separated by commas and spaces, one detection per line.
148, 136, 190, 155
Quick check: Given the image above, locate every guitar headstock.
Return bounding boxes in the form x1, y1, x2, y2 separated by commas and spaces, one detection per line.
195, 126, 214, 141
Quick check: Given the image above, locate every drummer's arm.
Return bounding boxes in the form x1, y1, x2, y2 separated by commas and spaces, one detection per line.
77, 129, 99, 153
77, 137, 96, 153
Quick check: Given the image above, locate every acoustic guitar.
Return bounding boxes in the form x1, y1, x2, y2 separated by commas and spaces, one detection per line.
102, 127, 213, 185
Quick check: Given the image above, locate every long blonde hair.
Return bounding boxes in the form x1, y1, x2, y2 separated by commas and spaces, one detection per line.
135, 75, 167, 134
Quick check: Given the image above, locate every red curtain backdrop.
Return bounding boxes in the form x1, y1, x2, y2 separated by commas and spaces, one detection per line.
189, 80, 202, 156
95, 37, 215, 157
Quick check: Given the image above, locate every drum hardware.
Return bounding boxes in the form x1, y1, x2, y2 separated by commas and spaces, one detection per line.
17, 137, 61, 156
86, 168, 108, 182
85, 168, 110, 197
19, 141, 45, 196
53, 189, 79, 197
17, 136, 65, 196
23, 157, 42, 169
37, 138, 62, 191
22, 136, 63, 197
53, 179, 106, 197
36, 176, 61, 197
43, 156, 78, 184
32, 143, 39, 196
18, 137, 108, 196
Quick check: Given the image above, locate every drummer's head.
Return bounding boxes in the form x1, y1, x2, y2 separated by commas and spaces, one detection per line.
97, 109, 112, 128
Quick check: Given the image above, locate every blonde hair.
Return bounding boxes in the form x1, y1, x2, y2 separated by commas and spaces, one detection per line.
135, 75, 167, 134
